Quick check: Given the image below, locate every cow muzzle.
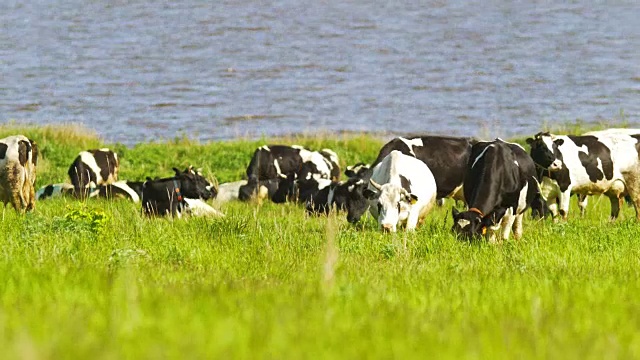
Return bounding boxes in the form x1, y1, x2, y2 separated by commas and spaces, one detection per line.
548, 159, 563, 171
381, 223, 396, 233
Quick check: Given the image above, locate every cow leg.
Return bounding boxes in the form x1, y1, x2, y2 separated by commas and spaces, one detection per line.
512, 213, 525, 240
577, 194, 588, 217
547, 197, 559, 220
500, 209, 516, 241
405, 208, 421, 232
608, 195, 623, 220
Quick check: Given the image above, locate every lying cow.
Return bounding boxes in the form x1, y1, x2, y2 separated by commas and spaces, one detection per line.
361, 151, 437, 232
451, 139, 537, 242
36, 183, 75, 200
526, 131, 640, 220
68, 148, 119, 199
142, 167, 215, 217
238, 144, 340, 201
0, 135, 38, 212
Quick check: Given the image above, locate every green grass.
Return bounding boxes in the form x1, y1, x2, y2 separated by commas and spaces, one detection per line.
1, 124, 640, 359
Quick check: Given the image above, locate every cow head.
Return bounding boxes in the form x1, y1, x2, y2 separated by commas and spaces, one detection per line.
451, 207, 508, 240
331, 177, 369, 224
364, 179, 418, 232
526, 132, 564, 171
173, 167, 214, 200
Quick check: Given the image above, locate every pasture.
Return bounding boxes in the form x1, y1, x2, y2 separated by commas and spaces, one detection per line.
1, 124, 640, 358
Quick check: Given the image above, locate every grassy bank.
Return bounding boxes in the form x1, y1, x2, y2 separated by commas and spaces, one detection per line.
1, 124, 639, 359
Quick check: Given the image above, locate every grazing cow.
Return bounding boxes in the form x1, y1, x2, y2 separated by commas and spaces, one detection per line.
362, 151, 437, 232
370, 135, 476, 201
90, 181, 144, 203
142, 167, 215, 217
239, 145, 340, 202
526, 131, 640, 220
0, 135, 38, 212
452, 139, 537, 242
68, 148, 119, 198
36, 183, 75, 200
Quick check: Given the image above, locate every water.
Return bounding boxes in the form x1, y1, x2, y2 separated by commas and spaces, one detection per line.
1, 1, 639, 145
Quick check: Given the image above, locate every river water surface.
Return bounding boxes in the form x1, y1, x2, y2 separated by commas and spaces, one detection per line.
1, 1, 639, 145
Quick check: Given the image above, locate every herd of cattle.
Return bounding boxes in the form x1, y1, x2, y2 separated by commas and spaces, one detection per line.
3, 127, 640, 242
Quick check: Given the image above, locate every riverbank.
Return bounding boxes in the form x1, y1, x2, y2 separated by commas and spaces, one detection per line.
1, 124, 639, 358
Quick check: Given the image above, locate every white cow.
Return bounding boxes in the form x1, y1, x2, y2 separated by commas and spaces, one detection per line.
0, 135, 38, 212
363, 150, 437, 232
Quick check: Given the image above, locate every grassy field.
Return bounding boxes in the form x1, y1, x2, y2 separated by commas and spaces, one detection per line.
1, 124, 640, 359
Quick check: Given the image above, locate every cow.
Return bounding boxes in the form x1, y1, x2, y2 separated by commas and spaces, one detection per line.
338, 135, 475, 225
36, 183, 75, 200
142, 167, 215, 217
361, 151, 437, 232
68, 148, 119, 199
0, 135, 38, 212
238, 145, 340, 202
370, 135, 476, 201
451, 139, 537, 242
526, 131, 640, 220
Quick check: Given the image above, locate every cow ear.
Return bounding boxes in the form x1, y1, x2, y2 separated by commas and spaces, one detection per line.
404, 193, 418, 204
173, 167, 181, 176
554, 139, 564, 146
526, 138, 534, 145
451, 207, 460, 218
363, 188, 379, 200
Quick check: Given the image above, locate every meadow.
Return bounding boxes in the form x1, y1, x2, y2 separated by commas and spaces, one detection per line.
1, 123, 639, 359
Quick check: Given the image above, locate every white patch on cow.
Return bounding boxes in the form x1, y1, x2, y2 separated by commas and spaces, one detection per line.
516, 182, 528, 214
347, 185, 355, 192
471, 145, 494, 168
514, 160, 519, 167
215, 180, 247, 203
184, 198, 225, 217
79, 151, 105, 185
398, 137, 423, 157
99, 148, 110, 152
260, 145, 270, 152
291, 145, 304, 150
317, 179, 332, 190
36, 183, 74, 200
273, 159, 282, 176
457, 219, 471, 229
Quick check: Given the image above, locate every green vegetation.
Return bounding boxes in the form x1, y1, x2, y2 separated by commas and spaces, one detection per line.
1, 124, 639, 359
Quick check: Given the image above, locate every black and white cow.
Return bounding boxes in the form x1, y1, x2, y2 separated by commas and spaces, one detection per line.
339, 135, 475, 224
142, 167, 215, 217
362, 151, 437, 232
0, 135, 38, 212
239, 145, 340, 202
452, 139, 537, 242
526, 131, 640, 220
68, 148, 119, 199
344, 163, 370, 178
370, 136, 476, 201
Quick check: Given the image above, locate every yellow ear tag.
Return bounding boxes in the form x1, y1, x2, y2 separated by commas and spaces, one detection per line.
410, 198, 417, 205
481, 227, 487, 235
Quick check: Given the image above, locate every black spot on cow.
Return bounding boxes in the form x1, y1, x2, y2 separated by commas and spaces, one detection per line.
40, 185, 55, 200
568, 135, 614, 182
0, 143, 7, 160
18, 140, 31, 166
632, 135, 640, 158
399, 174, 411, 193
